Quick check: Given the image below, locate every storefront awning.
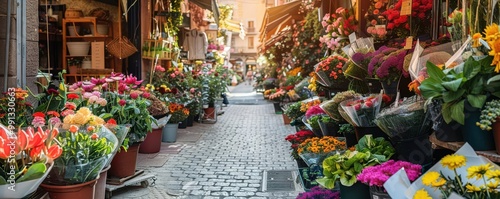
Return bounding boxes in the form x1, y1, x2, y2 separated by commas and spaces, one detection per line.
222, 19, 246, 39
259, 1, 303, 48
191, 0, 220, 23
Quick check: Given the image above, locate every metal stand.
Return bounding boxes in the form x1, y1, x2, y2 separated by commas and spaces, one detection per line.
105, 170, 157, 199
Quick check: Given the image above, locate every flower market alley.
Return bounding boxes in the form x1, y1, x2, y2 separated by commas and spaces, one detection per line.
112, 82, 302, 199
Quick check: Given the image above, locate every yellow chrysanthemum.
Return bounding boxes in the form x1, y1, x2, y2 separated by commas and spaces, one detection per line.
484, 23, 500, 41
413, 189, 432, 199
88, 116, 105, 126
76, 107, 92, 117
466, 184, 482, 192
486, 170, 500, 180
422, 171, 446, 187
440, 154, 467, 170
487, 180, 499, 190
467, 163, 493, 180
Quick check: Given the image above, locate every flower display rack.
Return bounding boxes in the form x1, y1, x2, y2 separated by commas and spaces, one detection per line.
429, 132, 500, 163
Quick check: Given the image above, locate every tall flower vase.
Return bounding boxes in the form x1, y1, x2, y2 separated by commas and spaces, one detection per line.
339, 182, 370, 199
162, 123, 179, 143
108, 143, 140, 178
462, 101, 495, 151
139, 128, 163, 153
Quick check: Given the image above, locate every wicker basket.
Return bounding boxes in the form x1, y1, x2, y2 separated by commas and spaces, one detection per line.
106, 1, 137, 59
65, 9, 83, 18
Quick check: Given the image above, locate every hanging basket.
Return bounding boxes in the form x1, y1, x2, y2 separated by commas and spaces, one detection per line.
106, 0, 137, 59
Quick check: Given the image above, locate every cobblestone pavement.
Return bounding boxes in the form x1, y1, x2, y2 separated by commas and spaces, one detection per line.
111, 84, 303, 199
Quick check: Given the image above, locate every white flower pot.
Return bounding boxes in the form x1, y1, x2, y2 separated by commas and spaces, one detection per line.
67, 25, 80, 36
67, 42, 90, 56
90, 24, 109, 35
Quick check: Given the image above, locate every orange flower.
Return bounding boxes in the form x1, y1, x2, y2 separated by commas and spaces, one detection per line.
91, 133, 99, 140
46, 144, 62, 160
69, 125, 79, 133
408, 79, 421, 95
47, 111, 60, 118
87, 126, 95, 132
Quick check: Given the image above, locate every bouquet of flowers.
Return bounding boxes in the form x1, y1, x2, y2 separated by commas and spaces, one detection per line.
296, 186, 340, 199
268, 89, 286, 102
283, 101, 305, 121
357, 160, 422, 189
364, 0, 390, 41
319, 7, 358, 52
340, 94, 383, 127
285, 129, 316, 160
367, 47, 409, 85
298, 136, 347, 167
0, 125, 62, 198
167, 103, 189, 124
374, 96, 432, 141
320, 90, 362, 123
314, 54, 349, 89
382, 0, 432, 39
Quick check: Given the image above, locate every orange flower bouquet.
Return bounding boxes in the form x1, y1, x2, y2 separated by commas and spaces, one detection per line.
298, 136, 347, 167
167, 103, 189, 124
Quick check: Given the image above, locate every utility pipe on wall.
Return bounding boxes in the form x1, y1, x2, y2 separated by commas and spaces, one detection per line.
3, 0, 11, 93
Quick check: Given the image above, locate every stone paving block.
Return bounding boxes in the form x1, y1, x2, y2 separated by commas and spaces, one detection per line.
221, 187, 240, 192
231, 191, 255, 197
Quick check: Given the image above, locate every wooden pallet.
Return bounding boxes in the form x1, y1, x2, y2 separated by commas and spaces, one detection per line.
106, 170, 144, 185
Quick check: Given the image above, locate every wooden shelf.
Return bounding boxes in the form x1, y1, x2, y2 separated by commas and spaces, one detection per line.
66, 35, 109, 38
429, 132, 500, 162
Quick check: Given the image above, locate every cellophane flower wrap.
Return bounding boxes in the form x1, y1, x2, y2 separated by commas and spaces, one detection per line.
374, 96, 432, 141
340, 94, 383, 127
298, 136, 347, 167
357, 160, 422, 188
314, 54, 349, 88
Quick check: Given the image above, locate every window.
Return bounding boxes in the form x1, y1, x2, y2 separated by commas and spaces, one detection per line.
247, 21, 255, 32
248, 36, 254, 49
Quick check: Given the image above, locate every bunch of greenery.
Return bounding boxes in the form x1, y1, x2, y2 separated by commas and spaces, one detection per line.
338, 123, 355, 135
284, 101, 305, 120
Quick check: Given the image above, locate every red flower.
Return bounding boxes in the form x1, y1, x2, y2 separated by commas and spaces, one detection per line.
142, 92, 151, 98
46, 111, 60, 118
47, 88, 59, 95
67, 93, 79, 100
119, 99, 126, 106
64, 102, 77, 110
107, 118, 117, 125
130, 92, 139, 99
33, 112, 45, 118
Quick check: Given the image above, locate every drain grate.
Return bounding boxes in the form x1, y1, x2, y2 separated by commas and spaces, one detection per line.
262, 170, 296, 192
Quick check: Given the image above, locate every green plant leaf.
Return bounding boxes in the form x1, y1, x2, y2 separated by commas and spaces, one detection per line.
470, 77, 485, 95
419, 78, 445, 99
316, 177, 336, 189
441, 78, 463, 92
487, 74, 500, 85
0, 176, 6, 185
16, 162, 47, 183
451, 100, 465, 125
467, 95, 487, 109
442, 102, 453, 124
443, 89, 465, 103
463, 58, 481, 79
426, 61, 445, 81
340, 173, 356, 186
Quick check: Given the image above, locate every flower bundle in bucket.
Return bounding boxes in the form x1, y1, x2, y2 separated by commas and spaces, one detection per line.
297, 136, 347, 168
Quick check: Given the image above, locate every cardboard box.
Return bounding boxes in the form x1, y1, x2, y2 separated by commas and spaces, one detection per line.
91, 42, 105, 69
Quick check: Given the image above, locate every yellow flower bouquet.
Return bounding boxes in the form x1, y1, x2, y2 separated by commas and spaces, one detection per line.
298, 136, 347, 167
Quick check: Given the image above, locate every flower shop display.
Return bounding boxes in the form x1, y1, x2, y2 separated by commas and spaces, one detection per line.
296, 186, 340, 199
319, 7, 358, 53
318, 115, 339, 137
357, 160, 422, 199
162, 103, 189, 143
381, 0, 432, 39
317, 135, 394, 198
140, 94, 170, 154
304, 105, 328, 136
367, 47, 409, 96
297, 136, 347, 168
338, 123, 357, 147
0, 125, 62, 198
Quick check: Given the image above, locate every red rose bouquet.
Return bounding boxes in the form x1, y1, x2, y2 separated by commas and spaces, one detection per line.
382, 0, 433, 38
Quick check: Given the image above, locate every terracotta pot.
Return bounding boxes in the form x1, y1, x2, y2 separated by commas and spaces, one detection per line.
41, 179, 97, 199
108, 143, 140, 178
68, 65, 78, 74
94, 166, 110, 199
282, 114, 291, 125
204, 107, 216, 119
139, 128, 162, 154
493, 117, 500, 154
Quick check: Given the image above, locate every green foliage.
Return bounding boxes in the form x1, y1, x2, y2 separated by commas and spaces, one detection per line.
338, 123, 355, 134
284, 101, 305, 120
355, 135, 395, 161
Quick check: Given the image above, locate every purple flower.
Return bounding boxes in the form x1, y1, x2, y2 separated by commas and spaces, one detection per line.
296, 186, 340, 199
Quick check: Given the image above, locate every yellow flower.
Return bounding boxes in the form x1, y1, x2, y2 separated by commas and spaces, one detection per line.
467, 163, 493, 180
63, 114, 74, 124
440, 154, 467, 170
466, 184, 482, 192
59, 83, 66, 91
72, 112, 90, 125
76, 107, 92, 117
486, 170, 500, 180
413, 189, 432, 199
472, 33, 483, 48
488, 38, 500, 73
484, 23, 499, 41
422, 171, 446, 187
88, 116, 105, 126
487, 180, 499, 190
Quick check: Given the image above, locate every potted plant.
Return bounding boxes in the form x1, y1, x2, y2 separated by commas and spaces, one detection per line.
357, 160, 422, 199
317, 135, 394, 199
477, 99, 500, 154
162, 103, 189, 143
0, 88, 33, 127
67, 58, 82, 74
140, 94, 169, 154
0, 125, 62, 198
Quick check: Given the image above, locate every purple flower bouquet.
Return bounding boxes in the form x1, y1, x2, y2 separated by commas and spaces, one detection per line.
357, 160, 422, 188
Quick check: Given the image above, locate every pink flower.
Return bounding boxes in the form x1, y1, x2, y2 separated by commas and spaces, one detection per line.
32, 116, 45, 127
48, 117, 62, 126
61, 109, 75, 117
170, 73, 176, 78
81, 82, 96, 92
90, 77, 105, 85
155, 65, 165, 72
190, 88, 196, 93
357, 160, 422, 187
110, 72, 125, 81
123, 74, 143, 86
142, 92, 151, 98
305, 105, 325, 118
130, 92, 139, 99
